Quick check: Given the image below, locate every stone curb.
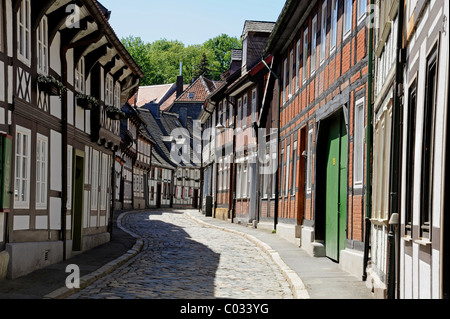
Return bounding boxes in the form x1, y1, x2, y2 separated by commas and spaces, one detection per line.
185, 212, 311, 299
43, 211, 144, 299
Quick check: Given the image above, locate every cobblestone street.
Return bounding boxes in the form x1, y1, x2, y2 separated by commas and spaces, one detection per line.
68, 211, 293, 299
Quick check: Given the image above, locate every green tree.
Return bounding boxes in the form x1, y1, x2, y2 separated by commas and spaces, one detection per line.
121, 34, 242, 85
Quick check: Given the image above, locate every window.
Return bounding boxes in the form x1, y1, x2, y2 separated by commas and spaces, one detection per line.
330, 0, 338, 52
67, 146, 73, 209
222, 99, 227, 127
242, 162, 248, 198
354, 98, 365, 187
237, 98, 242, 129
187, 92, 195, 99
344, 0, 353, 38
36, 134, 48, 209
296, 39, 301, 90
405, 82, 417, 236
321, 1, 327, 62
105, 75, 114, 106
289, 50, 294, 97
228, 98, 233, 127
236, 163, 241, 198
420, 47, 438, 240
17, 0, 31, 64
218, 101, 223, 126
306, 128, 313, 193
302, 28, 308, 84
37, 17, 48, 75
114, 83, 121, 108
251, 89, 257, 123
14, 126, 31, 208
285, 145, 291, 196
75, 57, 85, 93
91, 150, 99, 209
311, 16, 318, 75
218, 158, 223, 191
100, 154, 108, 210
358, 0, 367, 22
291, 141, 298, 196
243, 94, 248, 128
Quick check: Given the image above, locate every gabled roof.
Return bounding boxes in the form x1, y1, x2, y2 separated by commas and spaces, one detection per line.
242, 20, 276, 37
133, 84, 176, 107
175, 76, 224, 103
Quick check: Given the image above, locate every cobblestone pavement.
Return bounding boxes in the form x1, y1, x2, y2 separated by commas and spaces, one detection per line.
68, 210, 293, 299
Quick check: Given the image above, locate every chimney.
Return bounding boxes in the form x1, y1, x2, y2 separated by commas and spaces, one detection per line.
176, 62, 184, 98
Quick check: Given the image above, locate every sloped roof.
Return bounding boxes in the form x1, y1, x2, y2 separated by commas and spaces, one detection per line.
132, 84, 176, 107
160, 84, 189, 111
137, 109, 199, 169
176, 76, 224, 103
242, 20, 276, 36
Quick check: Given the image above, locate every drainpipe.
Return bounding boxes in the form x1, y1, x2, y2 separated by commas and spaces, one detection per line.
261, 58, 281, 231
387, 0, 404, 299
363, 0, 375, 282
61, 28, 105, 260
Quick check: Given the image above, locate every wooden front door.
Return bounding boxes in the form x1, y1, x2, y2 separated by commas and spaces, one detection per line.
156, 183, 162, 208
325, 114, 348, 261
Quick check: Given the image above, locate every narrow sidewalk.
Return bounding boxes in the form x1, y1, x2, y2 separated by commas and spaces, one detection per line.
184, 209, 374, 299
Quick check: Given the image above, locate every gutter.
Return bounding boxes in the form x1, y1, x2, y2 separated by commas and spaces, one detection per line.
363, 0, 375, 282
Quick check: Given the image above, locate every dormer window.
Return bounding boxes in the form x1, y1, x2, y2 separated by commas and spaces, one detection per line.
37, 17, 48, 75
75, 57, 85, 93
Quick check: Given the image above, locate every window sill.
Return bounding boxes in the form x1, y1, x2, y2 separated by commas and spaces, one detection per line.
402, 235, 413, 242
415, 238, 432, 246
370, 217, 389, 226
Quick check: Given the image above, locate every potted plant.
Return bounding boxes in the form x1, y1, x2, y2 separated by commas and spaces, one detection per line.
105, 106, 126, 120
76, 93, 99, 110
37, 75, 66, 98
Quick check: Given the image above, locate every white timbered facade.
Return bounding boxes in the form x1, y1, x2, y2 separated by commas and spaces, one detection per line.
0, 0, 143, 279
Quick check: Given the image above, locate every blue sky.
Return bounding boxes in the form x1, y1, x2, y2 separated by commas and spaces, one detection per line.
103, 0, 286, 45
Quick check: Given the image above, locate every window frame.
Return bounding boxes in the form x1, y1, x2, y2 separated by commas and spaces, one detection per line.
358, 0, 368, 24
91, 149, 99, 210
283, 58, 288, 104
251, 88, 257, 123
243, 93, 248, 129
405, 81, 417, 237
114, 82, 121, 109
311, 15, 318, 76
14, 125, 31, 209
306, 128, 313, 194
37, 16, 49, 75
285, 144, 291, 197
75, 57, 85, 94
36, 134, 48, 210
330, 0, 338, 53
302, 28, 309, 84
289, 49, 294, 98
353, 98, 365, 188
343, 0, 353, 40
291, 141, 298, 196
17, 0, 31, 66
420, 45, 439, 240
237, 97, 242, 129
105, 74, 114, 106
320, 1, 328, 63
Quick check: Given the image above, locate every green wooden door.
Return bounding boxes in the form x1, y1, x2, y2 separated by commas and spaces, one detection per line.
325, 114, 347, 261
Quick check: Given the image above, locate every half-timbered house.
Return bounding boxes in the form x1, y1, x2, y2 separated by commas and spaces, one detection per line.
0, 0, 143, 279
265, 0, 370, 278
